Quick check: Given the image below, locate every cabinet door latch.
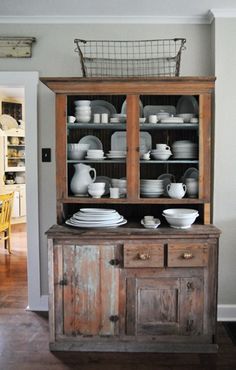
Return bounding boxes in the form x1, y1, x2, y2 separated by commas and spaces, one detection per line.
59, 277, 68, 286
109, 315, 119, 322
109, 259, 120, 266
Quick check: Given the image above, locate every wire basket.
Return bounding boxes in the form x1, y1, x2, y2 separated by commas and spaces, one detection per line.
74, 38, 186, 78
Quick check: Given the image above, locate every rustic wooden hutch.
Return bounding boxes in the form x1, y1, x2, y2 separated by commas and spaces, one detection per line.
42, 77, 220, 352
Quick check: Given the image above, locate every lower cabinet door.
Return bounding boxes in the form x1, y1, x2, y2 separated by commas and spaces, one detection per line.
53, 244, 120, 338
125, 274, 204, 337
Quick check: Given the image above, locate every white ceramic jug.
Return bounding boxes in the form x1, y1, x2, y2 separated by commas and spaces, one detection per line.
167, 182, 187, 199
70, 163, 96, 195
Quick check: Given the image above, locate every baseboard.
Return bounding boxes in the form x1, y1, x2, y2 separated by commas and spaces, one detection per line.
217, 304, 236, 321
26, 295, 48, 312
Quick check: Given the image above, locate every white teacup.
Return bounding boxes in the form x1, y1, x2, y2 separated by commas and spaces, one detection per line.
68, 115, 76, 123
144, 215, 154, 223
155, 144, 170, 151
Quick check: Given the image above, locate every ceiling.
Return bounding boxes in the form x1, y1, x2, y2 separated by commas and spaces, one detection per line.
0, 0, 236, 21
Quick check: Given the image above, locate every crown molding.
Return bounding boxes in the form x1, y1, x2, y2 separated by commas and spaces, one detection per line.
209, 8, 236, 22
0, 15, 211, 25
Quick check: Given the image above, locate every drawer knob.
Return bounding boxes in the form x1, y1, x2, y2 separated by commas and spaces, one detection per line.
138, 253, 151, 261
183, 252, 193, 259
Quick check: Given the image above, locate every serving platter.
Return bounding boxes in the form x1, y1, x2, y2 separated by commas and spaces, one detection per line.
78, 135, 103, 150
111, 131, 151, 151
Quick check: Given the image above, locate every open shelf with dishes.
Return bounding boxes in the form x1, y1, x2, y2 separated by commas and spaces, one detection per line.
37, 81, 213, 225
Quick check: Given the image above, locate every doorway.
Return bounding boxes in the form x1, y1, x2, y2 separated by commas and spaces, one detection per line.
0, 72, 46, 311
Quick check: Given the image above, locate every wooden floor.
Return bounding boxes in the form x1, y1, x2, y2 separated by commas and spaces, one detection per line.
0, 225, 236, 370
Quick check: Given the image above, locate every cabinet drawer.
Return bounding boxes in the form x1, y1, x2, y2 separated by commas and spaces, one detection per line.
124, 243, 164, 268
168, 242, 208, 267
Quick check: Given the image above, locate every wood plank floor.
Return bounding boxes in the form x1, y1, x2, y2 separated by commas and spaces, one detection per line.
1, 225, 236, 369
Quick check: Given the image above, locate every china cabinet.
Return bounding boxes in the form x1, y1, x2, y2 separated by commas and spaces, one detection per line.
42, 77, 220, 352
0, 127, 26, 223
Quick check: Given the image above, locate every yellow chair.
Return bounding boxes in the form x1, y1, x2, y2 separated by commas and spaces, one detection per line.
0, 192, 14, 254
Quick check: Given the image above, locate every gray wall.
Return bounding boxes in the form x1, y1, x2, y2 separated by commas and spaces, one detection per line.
214, 18, 236, 305
0, 23, 212, 294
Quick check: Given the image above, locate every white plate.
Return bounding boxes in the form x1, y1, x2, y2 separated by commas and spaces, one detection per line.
0, 114, 18, 130
143, 105, 176, 118
85, 156, 106, 160
121, 99, 143, 117
176, 96, 199, 114
111, 131, 152, 151
78, 135, 103, 150
141, 219, 161, 229
71, 215, 124, 224
182, 167, 199, 183
79, 208, 117, 214
65, 219, 127, 228
94, 176, 111, 195
91, 100, 116, 118
160, 117, 184, 124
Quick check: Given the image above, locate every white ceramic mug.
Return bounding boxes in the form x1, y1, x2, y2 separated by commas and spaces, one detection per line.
110, 187, 120, 198
68, 116, 76, 123
101, 113, 108, 123
155, 144, 170, 151
149, 115, 157, 124
94, 113, 100, 123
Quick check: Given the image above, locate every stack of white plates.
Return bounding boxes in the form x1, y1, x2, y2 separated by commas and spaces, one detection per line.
86, 149, 105, 160
66, 208, 127, 228
140, 179, 164, 197
107, 150, 127, 159
172, 140, 198, 159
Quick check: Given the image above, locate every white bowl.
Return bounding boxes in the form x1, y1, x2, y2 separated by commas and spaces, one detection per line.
163, 208, 198, 218
76, 116, 91, 123
151, 152, 172, 160
68, 143, 89, 151
74, 100, 91, 106
162, 208, 199, 229
88, 188, 105, 198
68, 149, 87, 160
177, 113, 195, 122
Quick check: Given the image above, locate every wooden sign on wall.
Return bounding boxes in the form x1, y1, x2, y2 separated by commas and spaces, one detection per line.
0, 37, 36, 58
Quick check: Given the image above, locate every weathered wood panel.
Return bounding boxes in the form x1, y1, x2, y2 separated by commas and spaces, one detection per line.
179, 277, 204, 336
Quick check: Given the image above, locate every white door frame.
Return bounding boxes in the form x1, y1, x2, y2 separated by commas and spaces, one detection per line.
0, 71, 46, 310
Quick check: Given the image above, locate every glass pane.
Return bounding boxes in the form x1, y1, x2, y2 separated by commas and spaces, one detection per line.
139, 94, 199, 199
67, 94, 127, 200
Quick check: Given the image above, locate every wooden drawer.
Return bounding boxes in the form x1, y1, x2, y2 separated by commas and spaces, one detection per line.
168, 242, 208, 267
124, 243, 164, 268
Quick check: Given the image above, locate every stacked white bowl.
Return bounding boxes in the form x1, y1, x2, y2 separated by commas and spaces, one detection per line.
74, 100, 91, 123
67, 143, 90, 160
86, 149, 105, 160
172, 140, 198, 159
162, 208, 199, 229
151, 144, 172, 160
140, 179, 164, 197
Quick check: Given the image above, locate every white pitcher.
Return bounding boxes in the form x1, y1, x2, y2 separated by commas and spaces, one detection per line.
70, 163, 96, 195
167, 182, 186, 199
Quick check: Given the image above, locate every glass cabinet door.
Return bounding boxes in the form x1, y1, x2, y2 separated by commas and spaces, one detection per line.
138, 94, 199, 201
66, 94, 128, 201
